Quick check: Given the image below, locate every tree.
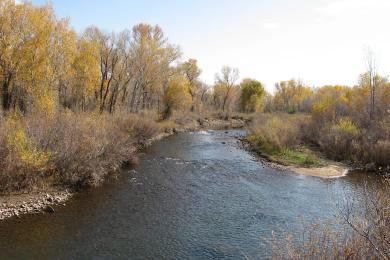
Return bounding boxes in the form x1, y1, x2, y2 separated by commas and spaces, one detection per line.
107, 29, 133, 113
215, 66, 239, 112
83, 27, 121, 113
365, 48, 378, 121
273, 79, 313, 113
0, 1, 76, 114
70, 36, 100, 110
129, 23, 181, 113
162, 75, 192, 119
240, 79, 265, 112
52, 18, 77, 109
180, 59, 201, 111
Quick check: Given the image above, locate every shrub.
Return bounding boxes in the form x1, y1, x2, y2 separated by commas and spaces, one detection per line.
319, 118, 361, 161
43, 112, 159, 187
370, 140, 390, 166
116, 112, 160, 143
249, 113, 304, 151
361, 118, 390, 166
0, 116, 52, 192
0, 111, 160, 192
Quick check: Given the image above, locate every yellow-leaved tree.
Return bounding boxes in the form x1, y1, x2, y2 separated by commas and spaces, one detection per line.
0, 0, 77, 115
163, 76, 192, 119
71, 37, 100, 110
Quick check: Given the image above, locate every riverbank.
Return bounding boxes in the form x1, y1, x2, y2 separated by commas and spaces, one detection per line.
3, 129, 380, 259
0, 190, 72, 220
287, 163, 349, 178
241, 137, 349, 178
0, 116, 246, 221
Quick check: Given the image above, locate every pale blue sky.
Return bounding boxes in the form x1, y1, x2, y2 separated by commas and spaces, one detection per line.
32, 0, 390, 91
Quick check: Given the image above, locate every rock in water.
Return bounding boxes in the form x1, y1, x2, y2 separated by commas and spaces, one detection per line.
45, 205, 55, 213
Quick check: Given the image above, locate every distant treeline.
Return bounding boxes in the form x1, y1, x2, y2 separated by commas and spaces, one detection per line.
251, 77, 390, 168
0, 1, 262, 117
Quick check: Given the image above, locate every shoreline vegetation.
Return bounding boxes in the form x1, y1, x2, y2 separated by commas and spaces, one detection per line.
245, 142, 350, 178
245, 113, 389, 178
244, 134, 350, 178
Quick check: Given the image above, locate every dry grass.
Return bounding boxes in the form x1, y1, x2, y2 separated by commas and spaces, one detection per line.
249, 113, 305, 151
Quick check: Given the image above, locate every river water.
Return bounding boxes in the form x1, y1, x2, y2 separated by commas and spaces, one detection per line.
0, 130, 375, 259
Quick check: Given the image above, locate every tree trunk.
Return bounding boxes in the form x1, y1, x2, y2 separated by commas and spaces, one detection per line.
1, 75, 11, 111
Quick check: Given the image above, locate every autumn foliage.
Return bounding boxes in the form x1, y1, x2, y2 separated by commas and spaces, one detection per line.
251, 78, 390, 169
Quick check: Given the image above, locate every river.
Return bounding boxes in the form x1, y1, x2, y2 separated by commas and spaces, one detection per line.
0, 130, 375, 259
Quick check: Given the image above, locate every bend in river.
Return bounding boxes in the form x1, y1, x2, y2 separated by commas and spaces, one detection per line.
0, 130, 376, 259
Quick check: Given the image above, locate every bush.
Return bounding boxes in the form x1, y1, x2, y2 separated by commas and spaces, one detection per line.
370, 140, 390, 166
0, 116, 52, 192
0, 111, 160, 193
319, 118, 361, 161
361, 118, 390, 166
249, 113, 305, 151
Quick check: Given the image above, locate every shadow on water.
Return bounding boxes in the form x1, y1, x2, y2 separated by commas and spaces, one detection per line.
0, 130, 379, 259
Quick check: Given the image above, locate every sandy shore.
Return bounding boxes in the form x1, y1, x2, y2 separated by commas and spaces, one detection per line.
238, 138, 350, 179
260, 159, 349, 179
287, 163, 349, 178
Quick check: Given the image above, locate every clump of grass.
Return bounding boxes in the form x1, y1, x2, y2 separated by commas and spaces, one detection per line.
248, 139, 324, 167
278, 148, 324, 167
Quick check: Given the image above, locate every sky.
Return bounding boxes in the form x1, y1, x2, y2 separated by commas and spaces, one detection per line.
31, 0, 390, 92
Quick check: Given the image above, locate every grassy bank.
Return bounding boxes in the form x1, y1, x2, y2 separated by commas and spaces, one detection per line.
246, 113, 326, 168
247, 141, 325, 168
246, 113, 390, 174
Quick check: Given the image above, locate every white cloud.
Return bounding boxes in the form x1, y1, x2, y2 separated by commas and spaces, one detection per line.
318, 0, 388, 16
263, 22, 280, 30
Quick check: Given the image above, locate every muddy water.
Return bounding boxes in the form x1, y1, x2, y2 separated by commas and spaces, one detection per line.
0, 130, 376, 259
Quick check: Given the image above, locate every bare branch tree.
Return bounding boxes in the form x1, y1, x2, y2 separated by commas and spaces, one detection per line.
366, 48, 378, 121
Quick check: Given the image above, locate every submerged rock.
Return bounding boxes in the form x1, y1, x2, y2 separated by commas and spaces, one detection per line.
45, 205, 55, 213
